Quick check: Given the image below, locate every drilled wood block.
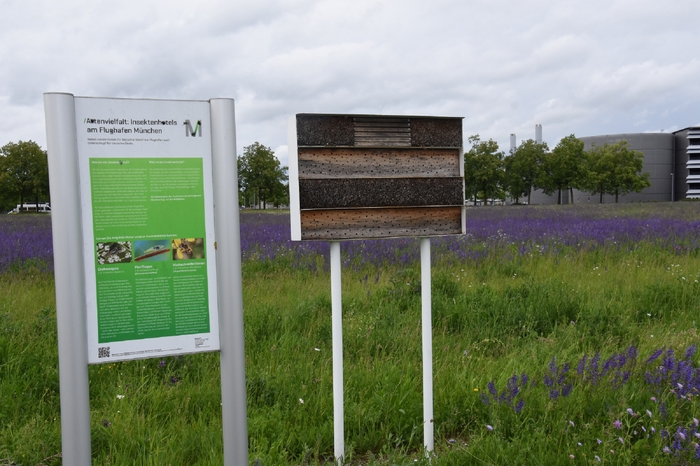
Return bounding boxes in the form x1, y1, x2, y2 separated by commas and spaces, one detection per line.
298, 148, 461, 178
300, 206, 463, 240
410, 118, 463, 148
296, 114, 354, 146
299, 178, 464, 209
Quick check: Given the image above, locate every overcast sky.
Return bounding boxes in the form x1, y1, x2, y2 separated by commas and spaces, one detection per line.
2, 0, 699, 168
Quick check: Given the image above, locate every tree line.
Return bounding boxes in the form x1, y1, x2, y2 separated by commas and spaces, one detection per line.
0, 135, 649, 214
465, 134, 651, 205
0, 140, 290, 213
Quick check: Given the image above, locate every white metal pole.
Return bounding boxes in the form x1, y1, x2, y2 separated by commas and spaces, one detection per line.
330, 241, 345, 464
421, 237, 434, 453
210, 98, 249, 466
43, 92, 92, 465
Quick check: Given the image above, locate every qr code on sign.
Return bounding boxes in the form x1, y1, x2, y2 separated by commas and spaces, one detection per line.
98, 347, 110, 359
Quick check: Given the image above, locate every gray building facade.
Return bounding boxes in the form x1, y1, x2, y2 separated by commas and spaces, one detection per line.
522, 127, 700, 204
679, 127, 700, 199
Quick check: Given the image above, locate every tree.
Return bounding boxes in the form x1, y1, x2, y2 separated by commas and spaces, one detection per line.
583, 140, 651, 203
463, 148, 479, 206
537, 135, 586, 204
237, 142, 288, 209
504, 139, 548, 204
0, 140, 49, 212
464, 135, 505, 205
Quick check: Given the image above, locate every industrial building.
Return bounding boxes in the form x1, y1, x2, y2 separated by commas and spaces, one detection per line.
514, 125, 700, 204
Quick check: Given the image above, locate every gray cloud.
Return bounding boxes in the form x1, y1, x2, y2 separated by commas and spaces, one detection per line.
1, 0, 699, 159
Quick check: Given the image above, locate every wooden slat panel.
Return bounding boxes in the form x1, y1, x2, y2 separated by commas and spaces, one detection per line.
353, 118, 410, 127
354, 117, 411, 147
354, 126, 411, 131
300, 207, 463, 240
354, 138, 412, 147
298, 148, 461, 178
299, 178, 464, 209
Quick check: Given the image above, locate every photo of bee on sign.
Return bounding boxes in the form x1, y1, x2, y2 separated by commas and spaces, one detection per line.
171, 238, 204, 260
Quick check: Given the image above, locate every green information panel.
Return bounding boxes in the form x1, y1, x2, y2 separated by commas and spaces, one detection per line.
91, 158, 209, 343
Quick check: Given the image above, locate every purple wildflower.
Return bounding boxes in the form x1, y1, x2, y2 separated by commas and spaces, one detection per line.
576, 355, 587, 376
647, 348, 664, 364
515, 400, 525, 414
488, 381, 497, 396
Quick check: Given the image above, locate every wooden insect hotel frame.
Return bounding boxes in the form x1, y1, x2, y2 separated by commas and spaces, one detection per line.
288, 114, 466, 241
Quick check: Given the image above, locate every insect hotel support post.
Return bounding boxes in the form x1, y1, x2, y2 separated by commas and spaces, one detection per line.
288, 113, 465, 463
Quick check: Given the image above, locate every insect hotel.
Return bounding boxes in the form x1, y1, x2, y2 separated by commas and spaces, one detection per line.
288, 113, 466, 240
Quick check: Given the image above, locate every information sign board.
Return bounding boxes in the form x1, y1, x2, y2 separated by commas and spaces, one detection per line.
73, 97, 220, 363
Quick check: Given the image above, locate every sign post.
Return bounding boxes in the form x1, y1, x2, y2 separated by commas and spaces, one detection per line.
44, 92, 92, 466
288, 113, 465, 462
330, 241, 345, 461
421, 237, 434, 452
210, 98, 249, 466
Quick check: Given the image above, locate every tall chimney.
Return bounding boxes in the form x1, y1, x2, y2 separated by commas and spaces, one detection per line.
535, 124, 542, 143
510, 133, 516, 153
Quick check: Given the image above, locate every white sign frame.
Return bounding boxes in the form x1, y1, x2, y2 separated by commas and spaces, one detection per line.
73, 97, 220, 364
45, 94, 248, 465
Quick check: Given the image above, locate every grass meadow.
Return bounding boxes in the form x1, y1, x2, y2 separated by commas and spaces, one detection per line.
1, 203, 700, 465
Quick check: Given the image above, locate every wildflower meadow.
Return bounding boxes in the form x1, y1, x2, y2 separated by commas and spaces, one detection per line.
1, 202, 700, 465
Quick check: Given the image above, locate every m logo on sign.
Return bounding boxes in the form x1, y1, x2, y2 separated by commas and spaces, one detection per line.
183, 119, 202, 137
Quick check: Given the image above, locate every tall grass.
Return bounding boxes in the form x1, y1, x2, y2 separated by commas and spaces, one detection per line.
1, 205, 700, 464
